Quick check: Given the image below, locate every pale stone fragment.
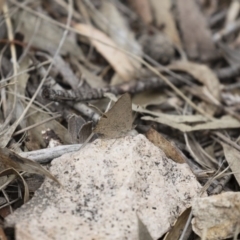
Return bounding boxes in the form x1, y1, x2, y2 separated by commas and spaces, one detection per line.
6, 135, 202, 240
192, 192, 240, 240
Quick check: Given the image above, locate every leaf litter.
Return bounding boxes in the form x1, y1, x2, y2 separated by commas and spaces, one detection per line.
0, 0, 240, 239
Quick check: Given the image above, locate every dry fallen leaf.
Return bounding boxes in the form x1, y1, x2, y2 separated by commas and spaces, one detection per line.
0, 0, 5, 13
164, 207, 192, 240
73, 23, 137, 81
127, 0, 152, 24
142, 115, 240, 132
225, 0, 240, 26
221, 142, 240, 186
149, 0, 182, 49
0, 226, 7, 240
0, 148, 60, 185
89, 1, 142, 71
169, 61, 221, 102
14, 10, 84, 60
146, 128, 186, 164
176, 0, 217, 61
133, 104, 209, 123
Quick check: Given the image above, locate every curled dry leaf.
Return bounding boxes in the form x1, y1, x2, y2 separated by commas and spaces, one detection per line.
169, 61, 221, 102
0, 148, 60, 185
73, 23, 137, 81
0, 168, 29, 203
146, 128, 186, 164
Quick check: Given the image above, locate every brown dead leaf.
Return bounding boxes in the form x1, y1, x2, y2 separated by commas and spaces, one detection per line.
185, 133, 217, 170
73, 23, 137, 81
0, 226, 7, 240
0, 148, 60, 185
149, 0, 182, 49
170, 61, 221, 102
146, 128, 186, 164
132, 90, 167, 107
176, 0, 217, 61
127, 0, 152, 24
221, 142, 240, 186
0, 0, 5, 13
132, 104, 209, 123
164, 207, 192, 240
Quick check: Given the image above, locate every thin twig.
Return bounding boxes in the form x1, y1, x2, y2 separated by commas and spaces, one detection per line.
19, 144, 81, 163
1, 2, 18, 130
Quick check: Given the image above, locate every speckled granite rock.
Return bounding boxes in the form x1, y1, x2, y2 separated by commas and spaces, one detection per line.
192, 192, 240, 240
6, 134, 202, 240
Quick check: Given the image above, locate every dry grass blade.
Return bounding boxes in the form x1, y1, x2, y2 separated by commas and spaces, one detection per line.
0, 168, 29, 203
142, 115, 240, 132
0, 2, 18, 132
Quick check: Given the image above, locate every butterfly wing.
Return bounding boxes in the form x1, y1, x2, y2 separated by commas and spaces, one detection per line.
93, 93, 132, 138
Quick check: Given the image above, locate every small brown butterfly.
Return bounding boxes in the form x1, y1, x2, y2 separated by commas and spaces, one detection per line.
93, 93, 132, 139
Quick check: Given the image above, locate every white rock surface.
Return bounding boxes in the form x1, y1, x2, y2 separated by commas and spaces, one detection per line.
192, 192, 240, 240
6, 134, 202, 240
